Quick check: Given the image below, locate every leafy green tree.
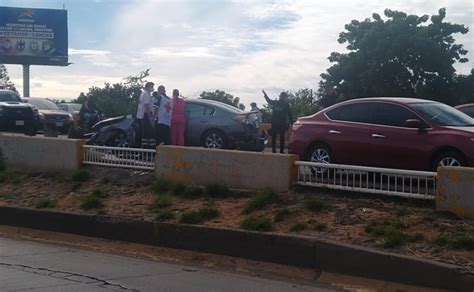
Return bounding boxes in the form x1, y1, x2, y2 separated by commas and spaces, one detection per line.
319, 8, 470, 105
75, 69, 150, 117
199, 90, 245, 110
452, 69, 474, 105
0, 64, 17, 93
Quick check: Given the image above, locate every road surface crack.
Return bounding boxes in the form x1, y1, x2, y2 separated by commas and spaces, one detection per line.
0, 261, 138, 291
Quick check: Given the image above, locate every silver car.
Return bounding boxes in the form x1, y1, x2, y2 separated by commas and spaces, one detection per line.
185, 99, 264, 151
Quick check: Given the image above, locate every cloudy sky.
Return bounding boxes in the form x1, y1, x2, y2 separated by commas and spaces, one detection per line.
3, 0, 473, 107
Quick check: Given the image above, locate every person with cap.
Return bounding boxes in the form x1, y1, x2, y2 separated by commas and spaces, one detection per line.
262, 90, 293, 154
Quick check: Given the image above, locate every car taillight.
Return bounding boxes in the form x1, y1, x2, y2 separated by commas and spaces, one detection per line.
292, 121, 303, 131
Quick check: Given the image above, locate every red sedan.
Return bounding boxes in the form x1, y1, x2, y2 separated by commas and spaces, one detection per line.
289, 98, 474, 171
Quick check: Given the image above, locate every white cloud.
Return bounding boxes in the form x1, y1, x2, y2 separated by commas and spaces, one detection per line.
69, 48, 111, 56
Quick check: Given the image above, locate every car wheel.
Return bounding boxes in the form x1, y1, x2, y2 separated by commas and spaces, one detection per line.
432, 151, 466, 171
307, 143, 334, 175
106, 131, 129, 148
202, 130, 227, 149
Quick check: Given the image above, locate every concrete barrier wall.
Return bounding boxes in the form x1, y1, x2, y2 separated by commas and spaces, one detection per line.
155, 146, 298, 192
436, 167, 474, 218
0, 133, 84, 171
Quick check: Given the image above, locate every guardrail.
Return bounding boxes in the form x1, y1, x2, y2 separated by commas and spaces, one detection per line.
295, 161, 436, 200
83, 145, 155, 170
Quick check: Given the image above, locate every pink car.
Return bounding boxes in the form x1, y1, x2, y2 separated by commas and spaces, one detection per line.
289, 98, 474, 171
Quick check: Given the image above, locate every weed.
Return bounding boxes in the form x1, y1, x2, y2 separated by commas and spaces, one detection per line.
70, 182, 82, 192
244, 188, 278, 214
394, 221, 408, 230
153, 178, 172, 194
381, 231, 407, 249
92, 188, 108, 199
274, 207, 294, 222
155, 210, 175, 222
71, 169, 90, 182
179, 210, 203, 224
198, 206, 220, 220
171, 182, 186, 196
433, 234, 474, 250
204, 182, 230, 198
182, 185, 203, 198
101, 176, 111, 184
35, 198, 57, 209
394, 207, 409, 217
409, 233, 424, 243
314, 223, 328, 232
304, 198, 327, 212
240, 216, 273, 232
290, 221, 307, 232
149, 195, 173, 210
81, 195, 104, 210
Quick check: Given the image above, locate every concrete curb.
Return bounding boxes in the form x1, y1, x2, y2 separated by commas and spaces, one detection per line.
0, 206, 472, 290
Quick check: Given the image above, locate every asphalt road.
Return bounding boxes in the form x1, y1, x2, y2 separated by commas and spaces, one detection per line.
0, 237, 334, 292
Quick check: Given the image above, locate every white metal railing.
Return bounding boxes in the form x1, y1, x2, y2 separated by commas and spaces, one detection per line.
295, 161, 436, 200
83, 145, 155, 170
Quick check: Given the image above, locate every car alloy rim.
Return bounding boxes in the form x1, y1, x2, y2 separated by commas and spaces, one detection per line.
311, 148, 330, 164
206, 133, 223, 148
115, 133, 128, 148
438, 157, 460, 167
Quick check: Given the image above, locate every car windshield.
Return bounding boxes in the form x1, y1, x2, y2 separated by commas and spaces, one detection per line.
412, 102, 474, 127
71, 104, 82, 111
28, 99, 60, 110
0, 92, 22, 102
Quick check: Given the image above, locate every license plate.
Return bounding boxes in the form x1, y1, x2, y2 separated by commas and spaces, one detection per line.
56, 122, 63, 127
15, 120, 25, 126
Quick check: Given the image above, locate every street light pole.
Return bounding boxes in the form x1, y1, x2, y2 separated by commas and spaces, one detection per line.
22, 64, 30, 97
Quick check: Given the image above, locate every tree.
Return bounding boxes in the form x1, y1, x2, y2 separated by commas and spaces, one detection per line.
0, 64, 17, 92
318, 8, 470, 105
452, 69, 474, 105
75, 69, 150, 117
199, 90, 245, 110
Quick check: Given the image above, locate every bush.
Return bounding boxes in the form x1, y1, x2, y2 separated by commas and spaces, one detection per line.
314, 223, 328, 232
182, 185, 203, 198
289, 221, 307, 232
240, 216, 273, 232
178, 206, 220, 224
71, 169, 90, 182
381, 231, 407, 249
243, 188, 278, 214
36, 198, 57, 209
149, 195, 172, 210
274, 207, 294, 222
153, 178, 172, 194
81, 195, 104, 210
92, 188, 108, 199
155, 210, 175, 222
433, 234, 474, 250
304, 198, 326, 212
171, 182, 186, 196
197, 206, 219, 220
204, 182, 230, 198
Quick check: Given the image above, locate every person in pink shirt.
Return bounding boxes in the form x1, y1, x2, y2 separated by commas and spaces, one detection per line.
171, 89, 186, 146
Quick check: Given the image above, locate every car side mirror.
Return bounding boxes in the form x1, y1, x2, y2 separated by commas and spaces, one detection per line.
405, 119, 425, 129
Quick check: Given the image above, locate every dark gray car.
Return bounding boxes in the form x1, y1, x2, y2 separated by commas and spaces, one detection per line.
185, 99, 264, 151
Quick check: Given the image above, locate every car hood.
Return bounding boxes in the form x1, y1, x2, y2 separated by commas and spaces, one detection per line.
0, 101, 31, 108
39, 109, 69, 115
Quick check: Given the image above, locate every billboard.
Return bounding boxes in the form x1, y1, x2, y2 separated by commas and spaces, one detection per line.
0, 6, 68, 66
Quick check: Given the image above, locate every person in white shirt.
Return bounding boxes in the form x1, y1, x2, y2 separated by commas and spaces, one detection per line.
153, 85, 173, 145
136, 82, 154, 148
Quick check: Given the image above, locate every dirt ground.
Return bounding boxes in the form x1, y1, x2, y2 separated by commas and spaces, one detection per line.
0, 166, 473, 274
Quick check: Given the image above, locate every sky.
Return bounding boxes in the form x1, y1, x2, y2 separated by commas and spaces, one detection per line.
2, 0, 473, 107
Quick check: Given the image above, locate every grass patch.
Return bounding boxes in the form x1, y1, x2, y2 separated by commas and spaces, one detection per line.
433, 234, 474, 250
240, 216, 273, 232
153, 178, 173, 194
274, 207, 294, 222
304, 198, 327, 212
244, 188, 278, 214
71, 169, 90, 182
394, 207, 409, 217
179, 206, 220, 224
81, 195, 104, 210
91, 188, 108, 199
171, 182, 186, 196
35, 198, 57, 209
149, 195, 173, 210
70, 182, 82, 192
155, 210, 175, 222
289, 221, 307, 232
381, 231, 407, 249
314, 223, 328, 232
204, 182, 230, 198
0, 168, 26, 183
182, 185, 203, 198
366, 220, 422, 249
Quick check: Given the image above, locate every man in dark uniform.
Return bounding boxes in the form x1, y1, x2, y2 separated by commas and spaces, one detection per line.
263, 90, 293, 154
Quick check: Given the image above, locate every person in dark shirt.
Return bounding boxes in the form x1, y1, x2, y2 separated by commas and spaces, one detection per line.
319, 87, 337, 109
263, 90, 293, 153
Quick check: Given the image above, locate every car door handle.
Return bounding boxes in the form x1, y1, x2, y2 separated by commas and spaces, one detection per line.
372, 133, 385, 138
329, 130, 341, 134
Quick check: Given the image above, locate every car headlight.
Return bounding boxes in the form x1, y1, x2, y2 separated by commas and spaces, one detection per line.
39, 112, 44, 120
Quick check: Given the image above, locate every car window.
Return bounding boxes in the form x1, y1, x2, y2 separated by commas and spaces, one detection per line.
372, 103, 419, 127
27, 99, 60, 110
459, 107, 474, 118
58, 104, 68, 111
412, 102, 474, 127
0, 92, 22, 102
185, 103, 206, 118
328, 103, 373, 123
204, 106, 215, 116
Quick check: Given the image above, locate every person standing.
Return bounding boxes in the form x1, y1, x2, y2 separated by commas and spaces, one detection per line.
262, 90, 293, 154
136, 82, 154, 148
171, 89, 186, 146
250, 102, 263, 125
319, 87, 337, 109
153, 85, 173, 145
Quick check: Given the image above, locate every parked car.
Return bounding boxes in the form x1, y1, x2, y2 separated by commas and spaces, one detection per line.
289, 97, 474, 171
58, 102, 82, 125
455, 104, 474, 118
0, 89, 36, 135
23, 98, 73, 134
184, 99, 264, 150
